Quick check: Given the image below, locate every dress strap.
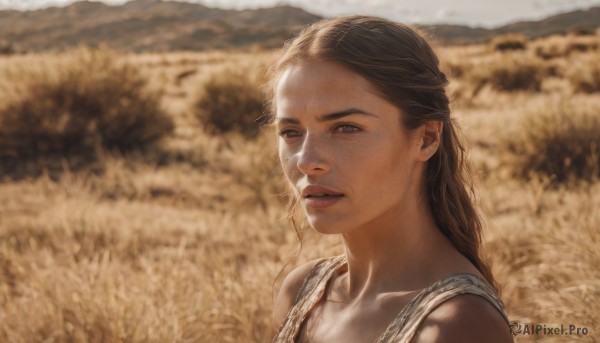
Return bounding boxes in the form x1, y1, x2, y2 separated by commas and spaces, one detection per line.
375, 273, 509, 343
273, 258, 510, 343
273, 255, 346, 343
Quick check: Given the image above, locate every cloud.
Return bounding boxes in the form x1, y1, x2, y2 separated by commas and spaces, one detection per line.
434, 8, 456, 20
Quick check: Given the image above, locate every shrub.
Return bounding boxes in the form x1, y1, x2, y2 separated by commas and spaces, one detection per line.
566, 40, 598, 54
468, 56, 545, 92
194, 67, 265, 139
566, 54, 600, 93
536, 37, 599, 59
501, 101, 600, 183
0, 39, 15, 55
0, 47, 174, 157
490, 34, 528, 52
542, 59, 565, 78
535, 41, 566, 60
569, 27, 596, 36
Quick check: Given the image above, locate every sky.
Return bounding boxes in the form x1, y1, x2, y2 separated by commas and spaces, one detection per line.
1, 0, 600, 28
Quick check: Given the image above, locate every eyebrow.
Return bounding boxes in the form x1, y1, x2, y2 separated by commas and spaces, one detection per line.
274, 108, 376, 124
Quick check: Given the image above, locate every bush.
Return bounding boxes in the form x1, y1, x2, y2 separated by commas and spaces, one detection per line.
501, 101, 600, 183
0, 39, 15, 55
566, 40, 598, 54
535, 42, 565, 60
469, 56, 545, 92
194, 68, 265, 138
490, 34, 528, 52
569, 27, 596, 36
0, 47, 174, 157
566, 53, 600, 93
536, 37, 598, 59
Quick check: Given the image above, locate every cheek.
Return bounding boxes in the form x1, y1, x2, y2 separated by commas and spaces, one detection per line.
352, 142, 410, 193
278, 150, 302, 199
278, 144, 297, 181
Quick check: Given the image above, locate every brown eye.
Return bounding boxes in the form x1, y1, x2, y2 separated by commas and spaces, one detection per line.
278, 129, 302, 139
333, 124, 361, 133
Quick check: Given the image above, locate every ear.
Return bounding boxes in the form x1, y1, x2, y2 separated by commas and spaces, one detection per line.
415, 120, 443, 162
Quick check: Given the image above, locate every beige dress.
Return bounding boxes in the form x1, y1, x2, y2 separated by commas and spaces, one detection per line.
273, 255, 510, 343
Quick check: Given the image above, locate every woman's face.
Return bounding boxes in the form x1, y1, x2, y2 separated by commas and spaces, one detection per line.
275, 60, 427, 235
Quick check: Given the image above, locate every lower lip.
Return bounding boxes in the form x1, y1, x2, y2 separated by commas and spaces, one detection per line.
304, 195, 344, 209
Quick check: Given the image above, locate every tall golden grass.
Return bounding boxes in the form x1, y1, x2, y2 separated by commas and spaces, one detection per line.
0, 32, 599, 343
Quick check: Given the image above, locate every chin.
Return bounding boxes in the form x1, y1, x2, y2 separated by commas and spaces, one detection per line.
306, 217, 348, 235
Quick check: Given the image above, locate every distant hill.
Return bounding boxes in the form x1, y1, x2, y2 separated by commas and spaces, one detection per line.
424, 7, 600, 44
0, 0, 322, 52
0, 0, 599, 52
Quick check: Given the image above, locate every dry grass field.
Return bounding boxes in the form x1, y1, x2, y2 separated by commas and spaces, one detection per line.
0, 31, 599, 342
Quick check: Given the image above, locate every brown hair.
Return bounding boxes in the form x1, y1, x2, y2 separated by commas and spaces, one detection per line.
265, 15, 499, 292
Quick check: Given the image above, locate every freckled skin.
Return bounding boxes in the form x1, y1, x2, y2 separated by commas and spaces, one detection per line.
276, 60, 424, 236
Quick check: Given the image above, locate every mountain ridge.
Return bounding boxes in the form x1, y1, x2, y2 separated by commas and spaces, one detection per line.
0, 0, 598, 52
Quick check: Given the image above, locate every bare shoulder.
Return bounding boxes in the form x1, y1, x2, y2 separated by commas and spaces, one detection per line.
273, 258, 325, 330
412, 294, 514, 343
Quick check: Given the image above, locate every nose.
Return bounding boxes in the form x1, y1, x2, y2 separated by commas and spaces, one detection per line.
296, 133, 330, 176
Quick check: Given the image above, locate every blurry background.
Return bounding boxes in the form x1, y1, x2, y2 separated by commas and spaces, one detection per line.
0, 0, 599, 342
3, 0, 600, 27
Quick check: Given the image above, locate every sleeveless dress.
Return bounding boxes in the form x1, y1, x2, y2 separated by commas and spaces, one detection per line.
273, 255, 510, 343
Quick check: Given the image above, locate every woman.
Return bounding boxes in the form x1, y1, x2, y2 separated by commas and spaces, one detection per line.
267, 15, 513, 343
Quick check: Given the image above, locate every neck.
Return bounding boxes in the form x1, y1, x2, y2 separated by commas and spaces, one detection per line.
339, 194, 458, 300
